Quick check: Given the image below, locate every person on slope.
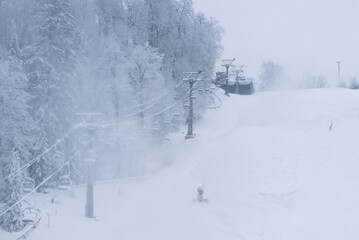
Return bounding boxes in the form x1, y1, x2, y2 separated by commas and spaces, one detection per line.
197, 184, 204, 202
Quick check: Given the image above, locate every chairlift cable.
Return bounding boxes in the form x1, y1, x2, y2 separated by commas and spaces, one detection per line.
0, 138, 93, 218
0, 113, 98, 187
102, 81, 199, 126
119, 81, 185, 112
197, 80, 222, 108
0, 164, 66, 218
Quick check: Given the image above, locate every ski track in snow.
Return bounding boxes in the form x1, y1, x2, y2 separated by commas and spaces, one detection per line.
2, 88, 359, 240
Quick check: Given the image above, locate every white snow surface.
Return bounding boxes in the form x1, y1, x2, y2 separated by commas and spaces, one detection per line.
2, 88, 359, 240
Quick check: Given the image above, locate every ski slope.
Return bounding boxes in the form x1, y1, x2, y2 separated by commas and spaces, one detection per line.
3, 88, 359, 240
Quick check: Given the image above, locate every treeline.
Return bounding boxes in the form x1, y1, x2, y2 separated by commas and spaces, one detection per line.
0, 0, 222, 232
256, 61, 359, 90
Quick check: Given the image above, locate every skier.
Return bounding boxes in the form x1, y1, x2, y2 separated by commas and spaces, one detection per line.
197, 184, 204, 202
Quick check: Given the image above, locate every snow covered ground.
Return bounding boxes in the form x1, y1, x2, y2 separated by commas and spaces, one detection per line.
3, 88, 359, 240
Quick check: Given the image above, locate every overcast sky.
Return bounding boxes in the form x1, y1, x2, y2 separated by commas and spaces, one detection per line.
193, 0, 359, 85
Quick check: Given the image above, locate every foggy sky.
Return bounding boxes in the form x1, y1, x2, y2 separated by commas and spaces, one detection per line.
193, 0, 359, 85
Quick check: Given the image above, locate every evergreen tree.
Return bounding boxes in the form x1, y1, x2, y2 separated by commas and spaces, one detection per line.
0, 19, 32, 171
25, 0, 78, 185
0, 150, 24, 232
0, 0, 223, 180
0, 21, 32, 231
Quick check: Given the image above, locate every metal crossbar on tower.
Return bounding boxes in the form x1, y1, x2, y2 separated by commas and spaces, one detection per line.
233, 65, 245, 77
221, 58, 235, 96
233, 65, 245, 94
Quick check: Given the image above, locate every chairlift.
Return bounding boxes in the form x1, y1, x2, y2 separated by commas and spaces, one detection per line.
22, 177, 35, 193
173, 112, 180, 117
58, 176, 72, 191
84, 150, 97, 164
22, 207, 40, 225
58, 163, 72, 191
52, 151, 65, 164
100, 133, 116, 146
78, 133, 90, 145
84, 122, 97, 130
104, 135, 116, 146
174, 93, 180, 100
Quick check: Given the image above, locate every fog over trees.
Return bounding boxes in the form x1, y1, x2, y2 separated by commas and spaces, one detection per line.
0, 0, 222, 230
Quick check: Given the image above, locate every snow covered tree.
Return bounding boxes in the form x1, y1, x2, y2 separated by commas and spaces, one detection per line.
0, 0, 225, 182
300, 73, 328, 89
348, 77, 359, 89
94, 0, 127, 38
258, 61, 283, 91
0, 0, 35, 51
0, 19, 32, 169
127, 45, 164, 130
25, 0, 78, 186
0, 0, 224, 180
0, 150, 24, 232
0, 21, 32, 223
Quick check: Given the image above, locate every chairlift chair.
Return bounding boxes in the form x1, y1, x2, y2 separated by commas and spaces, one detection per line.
174, 93, 180, 100
86, 123, 98, 130
22, 177, 35, 193
58, 162, 72, 191
84, 150, 97, 164
22, 207, 40, 225
99, 133, 116, 146
104, 135, 116, 146
173, 112, 180, 117
52, 151, 65, 164
58, 175, 72, 191
78, 133, 90, 145
151, 127, 160, 132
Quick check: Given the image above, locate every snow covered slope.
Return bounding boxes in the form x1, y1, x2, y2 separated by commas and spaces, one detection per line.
4, 88, 359, 240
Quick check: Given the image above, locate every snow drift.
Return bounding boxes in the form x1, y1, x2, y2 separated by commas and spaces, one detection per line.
2, 88, 359, 240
